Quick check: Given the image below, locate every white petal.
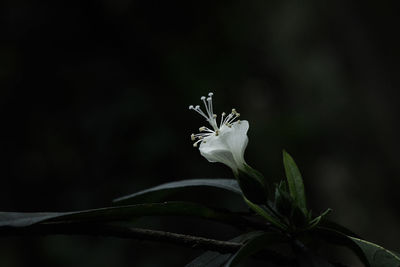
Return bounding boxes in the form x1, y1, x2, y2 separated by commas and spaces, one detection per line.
198, 120, 249, 173
199, 135, 235, 171
200, 147, 237, 171
221, 120, 249, 169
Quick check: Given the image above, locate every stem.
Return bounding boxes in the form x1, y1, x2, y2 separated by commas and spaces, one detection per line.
0, 223, 350, 266
0, 222, 293, 265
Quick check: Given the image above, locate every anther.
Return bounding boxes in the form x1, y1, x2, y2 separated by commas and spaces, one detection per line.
201, 96, 206, 100
208, 92, 213, 97
191, 134, 195, 141
189, 105, 194, 110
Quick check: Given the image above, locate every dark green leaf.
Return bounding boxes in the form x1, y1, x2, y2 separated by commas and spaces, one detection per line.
224, 231, 287, 266
243, 198, 287, 230
113, 179, 241, 205
186, 231, 263, 267
0, 212, 68, 227
0, 202, 248, 228
314, 227, 400, 267
349, 236, 400, 267
186, 251, 231, 267
274, 183, 293, 217
282, 150, 307, 214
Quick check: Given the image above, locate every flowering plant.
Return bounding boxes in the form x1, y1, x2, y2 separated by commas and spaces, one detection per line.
0, 92, 399, 267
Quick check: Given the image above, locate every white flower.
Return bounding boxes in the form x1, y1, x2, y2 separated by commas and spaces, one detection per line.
189, 92, 249, 174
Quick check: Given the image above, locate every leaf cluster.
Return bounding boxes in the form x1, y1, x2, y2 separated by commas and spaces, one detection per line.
1, 152, 399, 266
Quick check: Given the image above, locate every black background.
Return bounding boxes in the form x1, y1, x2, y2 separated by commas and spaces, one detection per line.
1, 1, 399, 266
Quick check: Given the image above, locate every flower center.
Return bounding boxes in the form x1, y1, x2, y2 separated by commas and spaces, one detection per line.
189, 92, 241, 147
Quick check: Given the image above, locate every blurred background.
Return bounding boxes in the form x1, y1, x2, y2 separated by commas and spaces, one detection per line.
1, 0, 399, 266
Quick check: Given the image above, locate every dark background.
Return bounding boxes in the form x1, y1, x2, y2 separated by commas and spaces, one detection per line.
1, 1, 399, 266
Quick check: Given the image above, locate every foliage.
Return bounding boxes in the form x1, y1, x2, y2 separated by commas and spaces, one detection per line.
1, 151, 398, 266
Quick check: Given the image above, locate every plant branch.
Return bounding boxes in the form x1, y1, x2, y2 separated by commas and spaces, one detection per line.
0, 222, 293, 265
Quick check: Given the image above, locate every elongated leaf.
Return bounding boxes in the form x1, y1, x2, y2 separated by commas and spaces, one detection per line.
0, 212, 69, 227
186, 251, 231, 267
113, 179, 241, 205
186, 231, 264, 267
244, 197, 287, 230
0, 202, 248, 229
225, 231, 287, 266
349, 237, 400, 267
283, 151, 307, 214
314, 227, 400, 267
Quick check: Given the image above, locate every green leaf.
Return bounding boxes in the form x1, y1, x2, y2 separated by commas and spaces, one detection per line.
243, 197, 287, 230
186, 251, 231, 267
0, 202, 248, 229
282, 150, 307, 214
186, 231, 263, 267
224, 231, 287, 266
274, 180, 293, 216
349, 236, 400, 267
314, 227, 400, 267
113, 179, 241, 205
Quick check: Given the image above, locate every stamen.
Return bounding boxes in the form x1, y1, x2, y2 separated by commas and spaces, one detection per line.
207, 97, 213, 116
220, 112, 226, 127
202, 97, 210, 117
189, 93, 242, 148
192, 105, 208, 120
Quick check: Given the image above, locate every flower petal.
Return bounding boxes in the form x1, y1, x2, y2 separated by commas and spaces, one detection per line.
221, 120, 249, 169
198, 120, 249, 173
200, 147, 237, 171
